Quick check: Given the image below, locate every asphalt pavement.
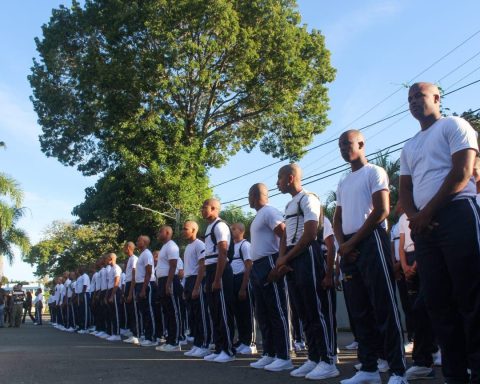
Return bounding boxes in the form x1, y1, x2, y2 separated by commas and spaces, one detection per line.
0, 319, 445, 384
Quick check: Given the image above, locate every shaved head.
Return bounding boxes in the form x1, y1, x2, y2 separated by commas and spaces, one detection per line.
409, 82, 440, 96
184, 220, 199, 233
339, 129, 364, 143
231, 222, 245, 233
249, 183, 268, 198
279, 163, 302, 180
203, 198, 221, 211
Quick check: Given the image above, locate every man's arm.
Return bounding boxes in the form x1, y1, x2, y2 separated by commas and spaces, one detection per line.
110, 274, 121, 301
338, 190, 389, 257
213, 241, 228, 290
239, 245, 253, 301
277, 220, 318, 266
140, 265, 152, 298
166, 259, 178, 296
273, 222, 286, 239
192, 259, 205, 299
333, 206, 345, 245
127, 268, 136, 302
407, 149, 476, 234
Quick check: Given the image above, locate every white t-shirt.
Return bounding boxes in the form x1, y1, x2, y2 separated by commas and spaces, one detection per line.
34, 293, 43, 305
60, 281, 68, 302
398, 213, 415, 252
284, 190, 321, 246
99, 267, 107, 290
75, 277, 83, 294
107, 264, 122, 289
55, 284, 63, 304
250, 205, 283, 261
390, 222, 400, 261
204, 219, 231, 266
95, 271, 102, 291
231, 240, 252, 275
125, 255, 138, 283
400, 116, 478, 210
155, 240, 180, 278
136, 249, 154, 283
323, 217, 334, 240
81, 273, 91, 292
184, 239, 206, 277
336, 163, 389, 235
176, 258, 183, 275
121, 272, 126, 288
66, 279, 74, 298
90, 272, 97, 293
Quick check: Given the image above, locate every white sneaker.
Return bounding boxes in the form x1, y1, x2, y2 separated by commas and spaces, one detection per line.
77, 329, 88, 334
140, 339, 158, 347
345, 341, 359, 350
186, 336, 194, 343
294, 341, 306, 351
88, 326, 96, 331
179, 339, 188, 346
191, 347, 211, 357
404, 342, 414, 354
107, 335, 121, 341
237, 344, 257, 355
214, 351, 235, 363
290, 360, 318, 377
204, 353, 219, 362
250, 355, 276, 369
123, 336, 135, 343
99, 333, 111, 339
305, 361, 340, 380
184, 346, 199, 356
387, 374, 408, 384
405, 366, 435, 380
156, 343, 181, 352
341, 371, 382, 384
432, 350, 441, 366
264, 358, 294, 372
66, 327, 75, 333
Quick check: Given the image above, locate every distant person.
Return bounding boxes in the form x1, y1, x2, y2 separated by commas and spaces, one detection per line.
22, 291, 35, 323
34, 288, 43, 325
0, 282, 5, 328
399, 82, 480, 383
11, 284, 26, 328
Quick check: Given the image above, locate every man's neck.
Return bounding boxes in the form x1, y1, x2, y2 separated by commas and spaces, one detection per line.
234, 237, 244, 244
350, 156, 368, 172
289, 185, 302, 197
187, 236, 197, 244
207, 216, 219, 224
419, 114, 441, 131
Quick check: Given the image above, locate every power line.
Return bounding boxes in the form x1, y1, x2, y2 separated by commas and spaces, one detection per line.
213, 78, 480, 188
221, 106, 480, 206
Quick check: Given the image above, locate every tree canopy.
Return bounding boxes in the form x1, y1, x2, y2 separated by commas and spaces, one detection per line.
24, 221, 123, 277
29, 0, 335, 235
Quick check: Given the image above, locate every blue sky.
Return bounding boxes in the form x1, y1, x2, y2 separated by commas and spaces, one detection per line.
1, 0, 480, 281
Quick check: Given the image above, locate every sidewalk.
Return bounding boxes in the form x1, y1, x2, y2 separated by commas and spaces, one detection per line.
0, 320, 444, 384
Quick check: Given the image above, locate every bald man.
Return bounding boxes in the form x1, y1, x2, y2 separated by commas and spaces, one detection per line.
201, 198, 236, 363
105, 253, 122, 341
247, 183, 292, 370
182, 220, 211, 357
135, 235, 158, 347
277, 164, 339, 379
334, 130, 405, 384
400, 82, 480, 384
123, 242, 140, 344
155, 225, 182, 352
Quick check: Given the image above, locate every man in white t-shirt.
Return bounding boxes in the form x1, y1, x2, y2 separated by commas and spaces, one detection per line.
277, 164, 339, 379
123, 242, 140, 344
247, 183, 291, 370
201, 198, 235, 363
334, 130, 406, 384
155, 225, 182, 352
77, 266, 91, 333
105, 253, 122, 341
135, 235, 157, 347
230, 222, 256, 355
399, 82, 480, 383
181, 220, 211, 358
65, 271, 76, 332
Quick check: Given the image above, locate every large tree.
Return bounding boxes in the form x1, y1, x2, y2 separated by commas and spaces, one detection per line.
25, 221, 123, 277
29, 0, 335, 232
